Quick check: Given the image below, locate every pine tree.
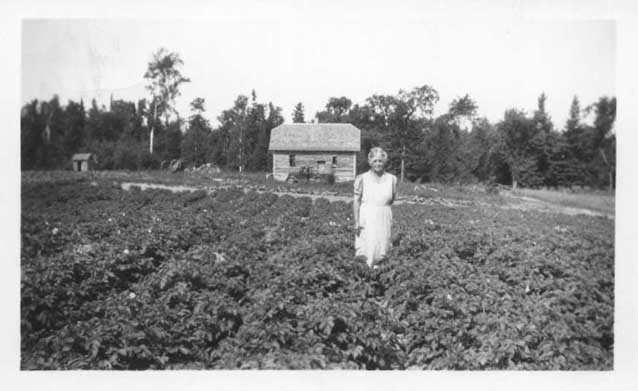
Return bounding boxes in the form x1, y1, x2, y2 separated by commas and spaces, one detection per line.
530, 93, 555, 185
589, 96, 616, 191
181, 97, 212, 166
559, 95, 587, 186
292, 102, 305, 123
62, 100, 86, 158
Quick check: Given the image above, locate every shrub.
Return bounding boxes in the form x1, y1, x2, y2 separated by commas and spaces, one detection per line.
90, 141, 116, 170
113, 143, 138, 170
137, 150, 161, 170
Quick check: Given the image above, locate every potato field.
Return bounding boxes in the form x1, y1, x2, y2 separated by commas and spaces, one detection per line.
20, 175, 614, 369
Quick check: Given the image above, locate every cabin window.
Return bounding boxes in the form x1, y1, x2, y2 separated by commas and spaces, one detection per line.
317, 160, 325, 165
332, 156, 337, 165
289, 154, 296, 167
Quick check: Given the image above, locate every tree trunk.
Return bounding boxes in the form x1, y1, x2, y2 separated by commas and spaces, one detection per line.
599, 148, 613, 194
509, 160, 518, 189
149, 128, 154, 154
149, 101, 158, 154
400, 144, 405, 183
239, 125, 243, 173
609, 169, 613, 194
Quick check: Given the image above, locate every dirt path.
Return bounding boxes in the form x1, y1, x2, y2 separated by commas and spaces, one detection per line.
500, 192, 614, 219
120, 181, 613, 219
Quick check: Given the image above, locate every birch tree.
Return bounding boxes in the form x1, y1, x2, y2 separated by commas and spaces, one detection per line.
143, 48, 190, 154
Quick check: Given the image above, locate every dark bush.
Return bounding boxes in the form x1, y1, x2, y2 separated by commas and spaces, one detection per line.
137, 150, 161, 170
113, 143, 138, 170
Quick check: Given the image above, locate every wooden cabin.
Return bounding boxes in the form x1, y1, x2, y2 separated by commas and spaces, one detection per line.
71, 153, 96, 172
268, 123, 361, 182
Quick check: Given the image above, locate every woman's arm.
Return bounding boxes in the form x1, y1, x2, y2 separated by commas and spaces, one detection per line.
353, 175, 363, 233
389, 174, 397, 205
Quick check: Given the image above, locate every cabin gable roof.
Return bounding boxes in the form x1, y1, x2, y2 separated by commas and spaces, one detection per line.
268, 123, 361, 152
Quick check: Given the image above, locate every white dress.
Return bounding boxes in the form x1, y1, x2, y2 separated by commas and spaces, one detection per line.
354, 171, 397, 266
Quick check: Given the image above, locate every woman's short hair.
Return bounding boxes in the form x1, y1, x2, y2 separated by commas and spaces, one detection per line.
368, 147, 388, 162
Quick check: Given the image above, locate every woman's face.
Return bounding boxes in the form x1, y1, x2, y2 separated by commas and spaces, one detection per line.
369, 157, 386, 174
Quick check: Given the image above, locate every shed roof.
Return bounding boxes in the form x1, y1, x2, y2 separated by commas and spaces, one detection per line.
268, 123, 361, 152
72, 153, 93, 161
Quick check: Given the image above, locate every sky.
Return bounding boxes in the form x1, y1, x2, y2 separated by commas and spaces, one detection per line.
22, 16, 615, 129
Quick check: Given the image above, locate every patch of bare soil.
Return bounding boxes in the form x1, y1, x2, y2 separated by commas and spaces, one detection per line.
501, 192, 613, 219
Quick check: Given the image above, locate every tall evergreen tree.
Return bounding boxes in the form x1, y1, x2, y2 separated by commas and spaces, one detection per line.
20, 99, 45, 169
292, 102, 305, 123
245, 96, 266, 171
62, 100, 86, 158
255, 102, 284, 171
181, 97, 212, 166
566, 96, 581, 134
588, 96, 616, 190
530, 93, 555, 184
556, 95, 587, 186
226, 95, 249, 171
564, 96, 586, 158
40, 95, 65, 168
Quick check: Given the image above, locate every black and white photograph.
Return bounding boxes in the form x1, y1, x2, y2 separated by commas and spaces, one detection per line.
4, 0, 638, 390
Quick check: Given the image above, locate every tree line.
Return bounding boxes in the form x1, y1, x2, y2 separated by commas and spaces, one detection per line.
20, 91, 285, 173
309, 89, 615, 190
20, 48, 616, 189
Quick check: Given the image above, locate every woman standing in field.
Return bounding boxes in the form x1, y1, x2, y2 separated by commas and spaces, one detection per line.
353, 147, 398, 268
